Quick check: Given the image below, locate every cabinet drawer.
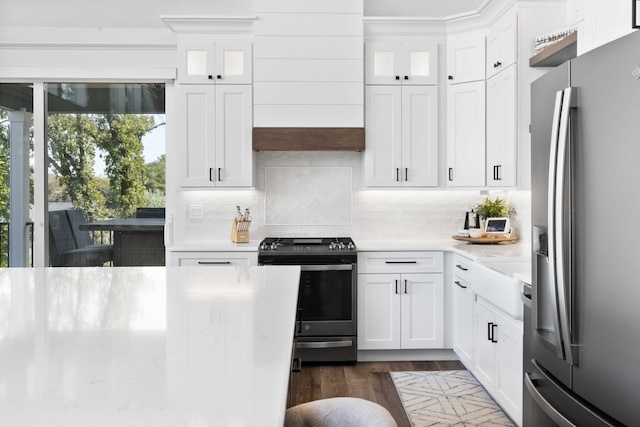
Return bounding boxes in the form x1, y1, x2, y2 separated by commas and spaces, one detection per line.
170, 252, 256, 267
358, 251, 443, 274
452, 253, 474, 282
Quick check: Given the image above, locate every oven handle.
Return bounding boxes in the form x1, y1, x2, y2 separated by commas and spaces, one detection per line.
296, 340, 353, 349
300, 264, 353, 272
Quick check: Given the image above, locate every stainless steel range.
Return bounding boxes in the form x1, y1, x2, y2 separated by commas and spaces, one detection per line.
257, 237, 357, 363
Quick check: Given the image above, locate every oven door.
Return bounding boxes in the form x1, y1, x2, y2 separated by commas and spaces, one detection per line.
297, 264, 356, 338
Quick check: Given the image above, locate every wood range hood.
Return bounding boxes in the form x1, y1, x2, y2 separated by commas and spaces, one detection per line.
252, 127, 365, 151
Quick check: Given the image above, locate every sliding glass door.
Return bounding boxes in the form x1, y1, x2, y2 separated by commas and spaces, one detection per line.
0, 83, 34, 267
0, 82, 166, 267
46, 83, 166, 267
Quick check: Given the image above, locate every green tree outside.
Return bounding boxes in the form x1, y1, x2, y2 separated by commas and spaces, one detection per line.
0, 110, 9, 267
47, 113, 165, 221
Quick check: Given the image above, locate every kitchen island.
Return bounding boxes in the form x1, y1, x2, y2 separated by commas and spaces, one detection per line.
0, 266, 301, 427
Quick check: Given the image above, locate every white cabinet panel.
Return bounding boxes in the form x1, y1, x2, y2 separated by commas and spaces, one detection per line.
364, 85, 438, 187
358, 273, 401, 349
359, 272, 444, 350
402, 86, 439, 187
452, 277, 475, 369
474, 297, 523, 426
215, 85, 254, 187
486, 64, 517, 187
364, 86, 402, 186
169, 251, 257, 267
446, 33, 486, 84
177, 85, 253, 188
179, 85, 216, 186
358, 251, 444, 274
400, 273, 444, 349
358, 251, 444, 351
446, 81, 486, 187
486, 8, 517, 79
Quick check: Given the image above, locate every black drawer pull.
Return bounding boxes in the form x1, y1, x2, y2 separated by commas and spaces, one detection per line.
198, 261, 231, 265
454, 281, 467, 289
455, 264, 468, 271
385, 261, 417, 264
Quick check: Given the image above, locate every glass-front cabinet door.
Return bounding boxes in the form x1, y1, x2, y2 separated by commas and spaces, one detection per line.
178, 36, 252, 84
365, 40, 438, 85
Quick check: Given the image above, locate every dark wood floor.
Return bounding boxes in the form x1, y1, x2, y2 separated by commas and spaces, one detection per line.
293, 360, 466, 427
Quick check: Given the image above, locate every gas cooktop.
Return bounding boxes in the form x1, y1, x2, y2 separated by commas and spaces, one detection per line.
258, 237, 356, 253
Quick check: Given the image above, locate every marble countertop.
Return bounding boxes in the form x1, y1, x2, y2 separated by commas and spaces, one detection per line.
168, 238, 531, 259
0, 266, 301, 427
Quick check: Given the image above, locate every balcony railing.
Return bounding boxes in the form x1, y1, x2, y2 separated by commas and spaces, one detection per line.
0, 222, 34, 267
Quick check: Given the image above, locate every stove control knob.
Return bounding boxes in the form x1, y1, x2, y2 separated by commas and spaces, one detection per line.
329, 242, 337, 250
270, 242, 278, 250
259, 242, 268, 250
347, 242, 355, 250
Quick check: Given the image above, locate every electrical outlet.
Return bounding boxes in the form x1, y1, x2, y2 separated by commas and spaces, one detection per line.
189, 204, 204, 219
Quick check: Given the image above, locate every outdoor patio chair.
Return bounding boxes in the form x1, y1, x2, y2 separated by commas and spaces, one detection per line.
48, 209, 113, 267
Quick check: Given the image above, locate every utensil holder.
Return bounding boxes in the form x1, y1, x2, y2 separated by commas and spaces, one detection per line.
230, 218, 250, 243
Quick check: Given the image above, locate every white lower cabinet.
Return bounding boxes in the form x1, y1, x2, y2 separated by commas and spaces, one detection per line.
169, 251, 257, 267
358, 251, 444, 350
452, 254, 475, 368
473, 297, 523, 426
452, 276, 475, 368
358, 273, 444, 350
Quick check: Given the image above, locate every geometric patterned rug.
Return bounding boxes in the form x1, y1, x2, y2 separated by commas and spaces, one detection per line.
390, 371, 515, 427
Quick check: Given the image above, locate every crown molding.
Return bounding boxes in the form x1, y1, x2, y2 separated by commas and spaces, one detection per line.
161, 15, 256, 34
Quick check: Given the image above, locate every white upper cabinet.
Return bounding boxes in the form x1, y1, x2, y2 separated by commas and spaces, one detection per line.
364, 85, 438, 187
446, 33, 486, 84
486, 64, 517, 187
486, 8, 517, 79
365, 40, 438, 85
177, 84, 253, 188
178, 37, 253, 84
446, 80, 486, 187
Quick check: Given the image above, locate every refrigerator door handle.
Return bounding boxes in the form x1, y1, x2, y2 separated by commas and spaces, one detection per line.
525, 372, 577, 427
555, 87, 577, 366
546, 90, 566, 359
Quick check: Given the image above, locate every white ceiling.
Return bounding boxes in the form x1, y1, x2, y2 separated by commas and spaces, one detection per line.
1, 0, 490, 29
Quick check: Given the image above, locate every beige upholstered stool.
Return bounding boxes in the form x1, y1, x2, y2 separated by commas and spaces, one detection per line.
284, 397, 398, 427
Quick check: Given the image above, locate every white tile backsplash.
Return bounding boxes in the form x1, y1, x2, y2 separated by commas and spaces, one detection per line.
179, 152, 532, 245
265, 167, 352, 225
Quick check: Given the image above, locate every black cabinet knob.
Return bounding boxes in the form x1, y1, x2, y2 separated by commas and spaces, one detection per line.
395, 75, 400, 80
208, 75, 213, 80
216, 75, 222, 80
404, 75, 408, 80
448, 75, 454, 80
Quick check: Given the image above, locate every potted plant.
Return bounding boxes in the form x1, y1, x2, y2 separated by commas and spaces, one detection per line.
475, 196, 516, 219
473, 197, 516, 238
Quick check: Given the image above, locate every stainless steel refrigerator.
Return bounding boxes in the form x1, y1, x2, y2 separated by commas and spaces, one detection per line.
527, 30, 640, 427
